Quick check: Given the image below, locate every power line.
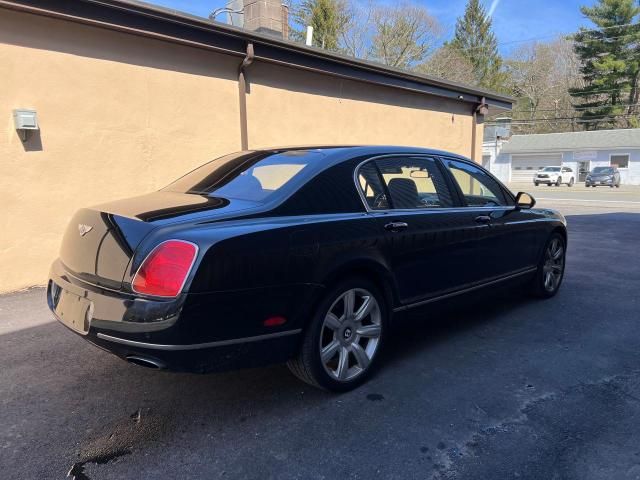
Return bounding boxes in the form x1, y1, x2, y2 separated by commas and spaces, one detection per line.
488, 113, 639, 124
507, 86, 637, 98
511, 103, 640, 112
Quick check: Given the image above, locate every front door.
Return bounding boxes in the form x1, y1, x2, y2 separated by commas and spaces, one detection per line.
440, 158, 538, 279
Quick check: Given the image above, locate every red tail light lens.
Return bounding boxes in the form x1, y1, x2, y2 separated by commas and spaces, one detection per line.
132, 240, 198, 297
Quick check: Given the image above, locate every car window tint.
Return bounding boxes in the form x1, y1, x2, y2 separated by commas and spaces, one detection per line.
357, 162, 388, 210
374, 157, 453, 209
163, 150, 327, 204
444, 159, 508, 207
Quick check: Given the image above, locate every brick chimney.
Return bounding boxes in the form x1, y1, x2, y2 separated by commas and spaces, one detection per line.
241, 0, 289, 38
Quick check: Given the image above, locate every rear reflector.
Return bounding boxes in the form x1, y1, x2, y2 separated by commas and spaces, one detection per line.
132, 240, 198, 297
263, 316, 287, 327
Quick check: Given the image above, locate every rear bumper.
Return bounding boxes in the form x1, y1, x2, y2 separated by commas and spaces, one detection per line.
48, 259, 314, 373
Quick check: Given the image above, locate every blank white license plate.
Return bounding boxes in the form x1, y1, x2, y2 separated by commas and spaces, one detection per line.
54, 287, 92, 334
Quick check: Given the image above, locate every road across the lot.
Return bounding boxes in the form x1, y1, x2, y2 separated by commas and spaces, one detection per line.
2, 195, 640, 479
508, 183, 640, 215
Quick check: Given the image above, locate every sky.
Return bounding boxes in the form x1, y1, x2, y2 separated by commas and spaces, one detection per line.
146, 0, 599, 55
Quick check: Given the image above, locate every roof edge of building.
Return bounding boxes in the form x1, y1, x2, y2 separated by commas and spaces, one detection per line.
0, 0, 513, 110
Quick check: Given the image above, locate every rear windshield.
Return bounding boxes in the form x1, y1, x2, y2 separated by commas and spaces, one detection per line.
592, 167, 614, 174
163, 150, 327, 203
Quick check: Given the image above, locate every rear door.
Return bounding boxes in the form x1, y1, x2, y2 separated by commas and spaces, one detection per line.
440, 157, 538, 279
356, 155, 492, 305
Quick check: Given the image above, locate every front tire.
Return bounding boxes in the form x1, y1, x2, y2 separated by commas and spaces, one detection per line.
529, 233, 566, 299
568, 178, 574, 187
287, 277, 387, 392
534, 182, 539, 187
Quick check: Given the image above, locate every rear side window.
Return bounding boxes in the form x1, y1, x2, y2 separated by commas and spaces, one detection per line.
356, 156, 453, 210
357, 162, 388, 210
443, 159, 510, 207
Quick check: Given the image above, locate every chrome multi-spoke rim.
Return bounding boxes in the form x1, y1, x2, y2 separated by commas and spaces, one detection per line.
319, 288, 382, 382
543, 238, 565, 292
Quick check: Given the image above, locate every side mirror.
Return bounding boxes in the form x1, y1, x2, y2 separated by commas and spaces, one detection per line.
515, 192, 536, 210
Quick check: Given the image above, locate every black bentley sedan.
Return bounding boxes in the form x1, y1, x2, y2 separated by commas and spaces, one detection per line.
48, 146, 567, 391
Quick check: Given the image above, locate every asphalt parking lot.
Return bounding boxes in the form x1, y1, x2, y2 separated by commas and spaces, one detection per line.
2, 187, 640, 479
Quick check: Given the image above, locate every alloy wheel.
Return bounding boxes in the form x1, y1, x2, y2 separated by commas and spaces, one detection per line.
543, 238, 565, 292
319, 288, 382, 382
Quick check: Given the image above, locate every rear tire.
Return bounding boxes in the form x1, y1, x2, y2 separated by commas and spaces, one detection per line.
556, 178, 561, 187
568, 178, 574, 187
534, 182, 539, 187
287, 277, 388, 392
529, 233, 566, 299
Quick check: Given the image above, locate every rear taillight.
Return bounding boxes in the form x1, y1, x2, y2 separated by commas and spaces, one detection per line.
132, 240, 198, 297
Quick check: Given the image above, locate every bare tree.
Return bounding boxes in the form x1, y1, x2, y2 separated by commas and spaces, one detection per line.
340, 0, 375, 59
505, 38, 584, 134
370, 2, 442, 68
417, 44, 476, 84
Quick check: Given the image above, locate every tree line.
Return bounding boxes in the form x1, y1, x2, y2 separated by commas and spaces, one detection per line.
290, 0, 640, 134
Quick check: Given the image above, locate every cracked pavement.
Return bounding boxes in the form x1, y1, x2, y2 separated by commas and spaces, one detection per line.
1, 202, 640, 479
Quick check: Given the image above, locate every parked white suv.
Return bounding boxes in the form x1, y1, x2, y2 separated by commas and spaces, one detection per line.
534, 166, 575, 187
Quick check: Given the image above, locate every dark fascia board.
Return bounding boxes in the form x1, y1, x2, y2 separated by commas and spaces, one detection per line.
1, 0, 513, 110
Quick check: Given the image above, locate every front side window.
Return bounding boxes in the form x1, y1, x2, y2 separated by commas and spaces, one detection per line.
444, 159, 509, 207
373, 157, 453, 209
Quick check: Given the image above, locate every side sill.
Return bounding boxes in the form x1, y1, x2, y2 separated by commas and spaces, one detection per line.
393, 267, 537, 313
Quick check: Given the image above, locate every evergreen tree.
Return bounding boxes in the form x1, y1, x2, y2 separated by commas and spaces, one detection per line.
292, 0, 351, 51
450, 0, 504, 90
571, 0, 640, 130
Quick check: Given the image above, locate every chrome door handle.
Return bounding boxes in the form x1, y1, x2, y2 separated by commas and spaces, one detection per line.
384, 222, 408, 232
474, 215, 492, 224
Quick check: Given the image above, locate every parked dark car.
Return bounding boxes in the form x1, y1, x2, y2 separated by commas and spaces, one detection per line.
585, 166, 621, 187
48, 146, 567, 391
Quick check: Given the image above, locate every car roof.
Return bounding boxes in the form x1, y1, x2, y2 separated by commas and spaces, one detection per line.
254, 145, 471, 167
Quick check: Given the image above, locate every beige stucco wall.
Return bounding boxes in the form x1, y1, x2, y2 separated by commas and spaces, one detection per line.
247, 62, 479, 156
0, 8, 483, 293
0, 9, 241, 292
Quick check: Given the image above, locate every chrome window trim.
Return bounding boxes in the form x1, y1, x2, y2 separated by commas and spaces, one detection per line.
353, 154, 463, 213
353, 154, 517, 213
97, 329, 303, 351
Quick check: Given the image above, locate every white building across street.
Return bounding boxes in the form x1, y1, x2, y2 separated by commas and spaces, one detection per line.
483, 128, 640, 185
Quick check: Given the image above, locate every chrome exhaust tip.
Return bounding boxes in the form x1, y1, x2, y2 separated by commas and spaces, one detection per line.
125, 355, 166, 370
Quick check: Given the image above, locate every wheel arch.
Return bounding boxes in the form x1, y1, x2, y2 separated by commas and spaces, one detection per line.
552, 225, 568, 246
319, 258, 398, 314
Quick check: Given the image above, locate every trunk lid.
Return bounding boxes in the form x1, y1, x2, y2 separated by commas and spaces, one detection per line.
59, 192, 261, 289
